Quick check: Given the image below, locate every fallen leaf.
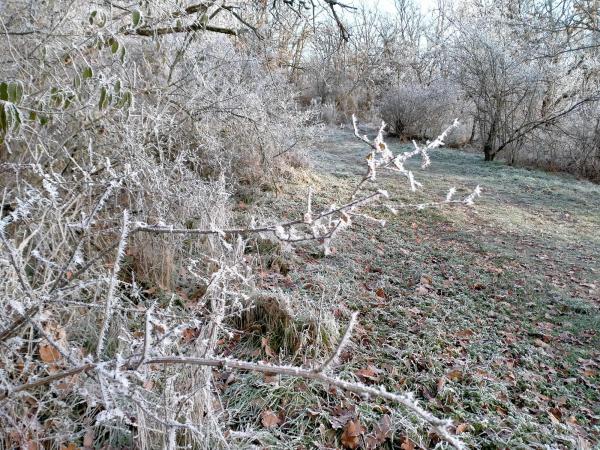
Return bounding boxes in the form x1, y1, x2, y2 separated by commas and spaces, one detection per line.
44, 321, 67, 342
456, 329, 474, 338
39, 343, 61, 363
400, 436, 416, 450
261, 337, 276, 358
261, 409, 281, 428
375, 288, 386, 299
329, 405, 356, 429
182, 327, 200, 343
356, 365, 380, 382
59, 443, 77, 450
549, 407, 562, 421
365, 414, 392, 449
446, 369, 462, 381
420, 274, 432, 285
341, 419, 366, 449
456, 423, 470, 434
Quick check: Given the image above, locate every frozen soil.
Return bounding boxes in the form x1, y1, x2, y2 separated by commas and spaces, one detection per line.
221, 126, 600, 449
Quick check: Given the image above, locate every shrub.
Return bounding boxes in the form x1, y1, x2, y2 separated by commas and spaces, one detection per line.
379, 82, 469, 144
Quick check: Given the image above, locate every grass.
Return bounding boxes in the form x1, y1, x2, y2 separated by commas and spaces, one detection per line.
221, 127, 600, 449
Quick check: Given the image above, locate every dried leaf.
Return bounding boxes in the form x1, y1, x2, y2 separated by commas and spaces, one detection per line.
261, 409, 281, 428
365, 414, 392, 448
341, 419, 366, 449
356, 365, 380, 381
456, 329, 474, 338
581, 368, 596, 377
39, 343, 61, 363
419, 274, 432, 286
400, 436, 416, 450
60, 443, 77, 450
182, 327, 200, 343
261, 336, 276, 358
375, 288, 386, 298
455, 423, 470, 434
329, 405, 356, 429
446, 369, 462, 381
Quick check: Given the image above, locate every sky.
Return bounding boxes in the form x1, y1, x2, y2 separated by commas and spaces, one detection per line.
349, 0, 437, 14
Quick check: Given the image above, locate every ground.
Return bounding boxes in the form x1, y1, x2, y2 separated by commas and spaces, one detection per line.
221, 126, 600, 449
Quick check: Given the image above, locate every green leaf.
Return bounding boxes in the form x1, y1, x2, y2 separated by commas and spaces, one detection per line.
12, 106, 21, 132
8, 82, 23, 103
0, 82, 8, 101
99, 86, 108, 110
118, 90, 133, 109
0, 104, 7, 134
82, 66, 93, 79
120, 45, 127, 63
15, 82, 24, 103
132, 10, 141, 27
109, 38, 119, 54
89, 10, 97, 25
29, 111, 37, 121
114, 79, 121, 94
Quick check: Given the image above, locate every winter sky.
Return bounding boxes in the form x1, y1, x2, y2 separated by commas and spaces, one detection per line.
350, 0, 437, 14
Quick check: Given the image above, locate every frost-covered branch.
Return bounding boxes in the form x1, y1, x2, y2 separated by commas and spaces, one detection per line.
96, 210, 130, 359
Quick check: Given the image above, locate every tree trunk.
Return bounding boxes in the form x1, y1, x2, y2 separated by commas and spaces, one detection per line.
469, 118, 477, 144
483, 117, 498, 161
483, 144, 496, 161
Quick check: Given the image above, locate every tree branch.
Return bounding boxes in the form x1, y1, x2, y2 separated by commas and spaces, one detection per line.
129, 24, 238, 37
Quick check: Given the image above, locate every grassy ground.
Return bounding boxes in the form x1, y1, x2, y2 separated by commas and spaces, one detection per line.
221, 127, 600, 449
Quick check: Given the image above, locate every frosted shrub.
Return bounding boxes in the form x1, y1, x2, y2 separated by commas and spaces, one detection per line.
380, 82, 470, 144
